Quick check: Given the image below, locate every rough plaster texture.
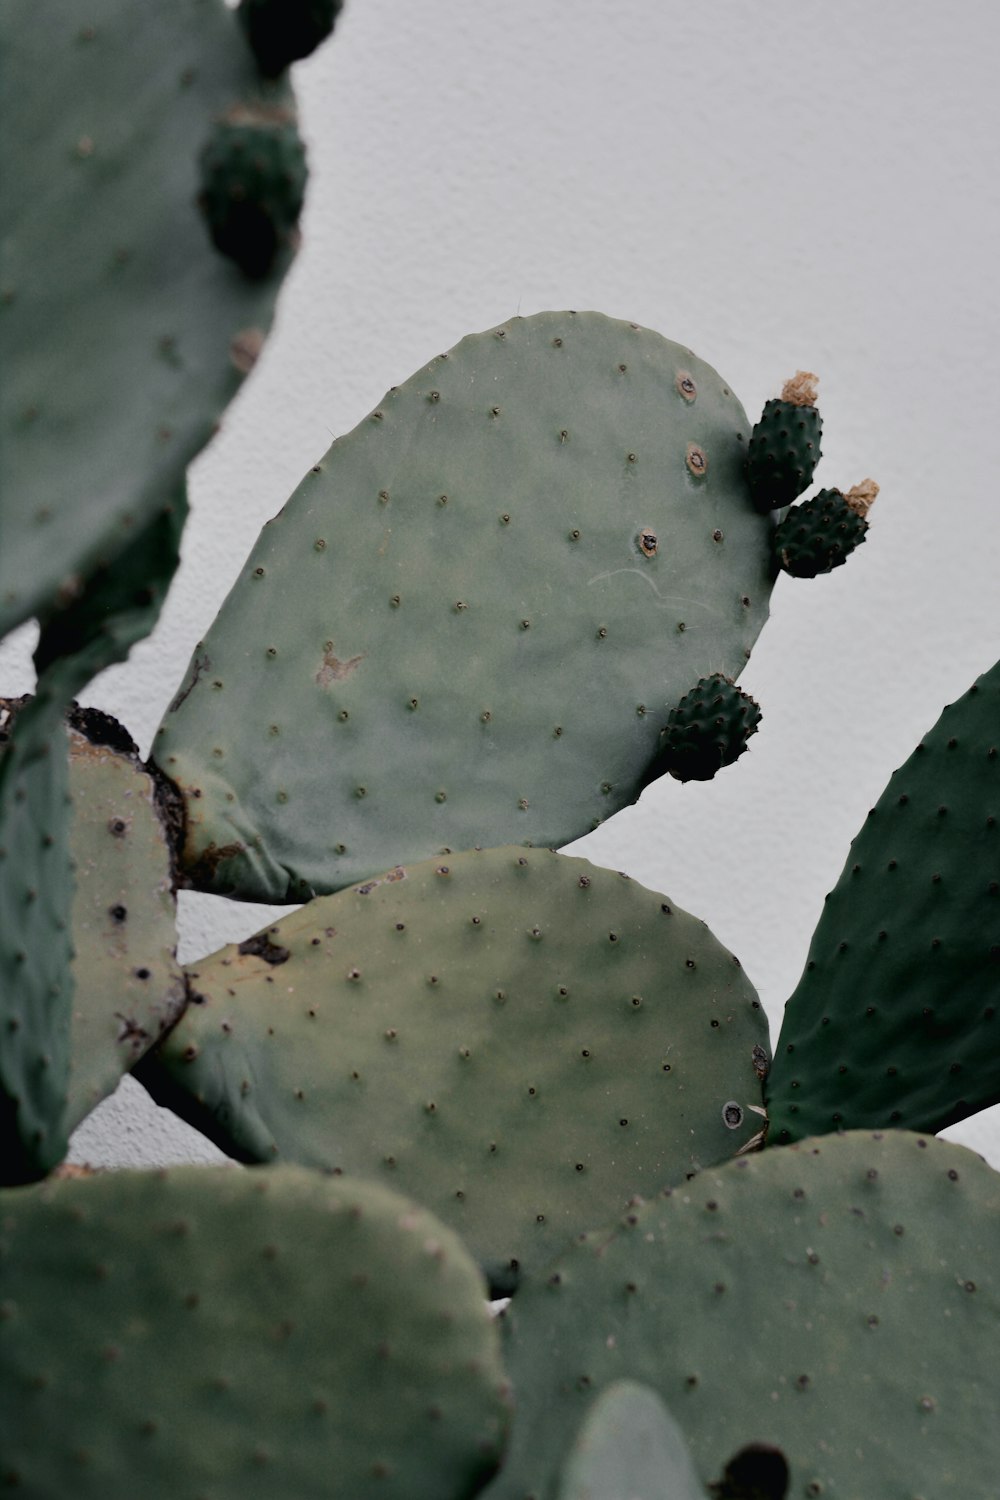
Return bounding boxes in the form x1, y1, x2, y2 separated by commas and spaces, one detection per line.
3, 0, 999, 1169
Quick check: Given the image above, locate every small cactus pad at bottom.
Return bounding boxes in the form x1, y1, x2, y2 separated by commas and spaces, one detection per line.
773, 488, 869, 577
646, 674, 761, 783
151, 311, 778, 902
0, 1165, 510, 1499
483, 1131, 1000, 1500
135, 847, 769, 1293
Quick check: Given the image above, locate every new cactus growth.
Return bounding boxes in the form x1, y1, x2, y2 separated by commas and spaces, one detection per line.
485, 1132, 1000, 1500
0, 1165, 510, 1498
772, 481, 877, 578
3, 9, 994, 1495
744, 373, 822, 513
645, 673, 761, 783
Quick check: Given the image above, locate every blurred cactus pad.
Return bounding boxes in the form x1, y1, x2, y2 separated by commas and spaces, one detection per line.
0, 0, 299, 640
0, 1164, 510, 1498
152, 311, 779, 902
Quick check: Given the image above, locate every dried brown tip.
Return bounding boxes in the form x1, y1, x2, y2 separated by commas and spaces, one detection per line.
780, 370, 819, 407
50, 1162, 98, 1179
844, 478, 879, 517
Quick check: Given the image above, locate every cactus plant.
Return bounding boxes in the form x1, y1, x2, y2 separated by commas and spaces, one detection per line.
134, 846, 768, 1292
0, 1164, 510, 1498
7, 9, 1000, 1496
150, 311, 781, 902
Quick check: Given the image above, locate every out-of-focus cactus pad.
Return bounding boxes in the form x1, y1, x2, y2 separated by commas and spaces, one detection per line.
153, 311, 779, 902
0, 0, 297, 641
0, 1165, 510, 1499
767, 658, 1000, 1141
135, 847, 769, 1293
484, 1132, 1000, 1500
198, 108, 308, 278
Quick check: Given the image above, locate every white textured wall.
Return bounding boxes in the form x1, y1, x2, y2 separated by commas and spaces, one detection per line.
5, 0, 1000, 1167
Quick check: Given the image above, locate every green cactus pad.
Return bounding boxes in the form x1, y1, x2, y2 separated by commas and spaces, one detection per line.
0, 691, 77, 1182
0, 0, 298, 643
745, 397, 822, 512
238, 0, 343, 76
135, 847, 768, 1293
555, 1382, 706, 1500
645, 674, 761, 783
198, 107, 308, 278
34, 485, 189, 681
485, 1131, 1000, 1500
1, 699, 186, 1180
151, 311, 778, 902
61, 717, 186, 1136
773, 488, 868, 578
767, 659, 1000, 1142
0, 1165, 510, 1498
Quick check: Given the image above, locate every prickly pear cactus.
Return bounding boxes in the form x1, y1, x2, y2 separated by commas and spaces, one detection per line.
152, 311, 780, 902
0, 0, 300, 643
238, 0, 343, 76
135, 847, 769, 1292
0, 1165, 510, 1499
198, 107, 308, 278
485, 1131, 1000, 1500
61, 715, 186, 1136
745, 373, 822, 512
767, 656, 1000, 1142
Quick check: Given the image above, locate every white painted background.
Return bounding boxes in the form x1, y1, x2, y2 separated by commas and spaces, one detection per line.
4, 0, 999, 1167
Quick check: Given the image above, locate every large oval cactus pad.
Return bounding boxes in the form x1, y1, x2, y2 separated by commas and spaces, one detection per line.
0, 0, 296, 640
0, 1166, 509, 1499
152, 312, 777, 901
135, 848, 769, 1292
485, 1132, 1000, 1500
768, 658, 1000, 1143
